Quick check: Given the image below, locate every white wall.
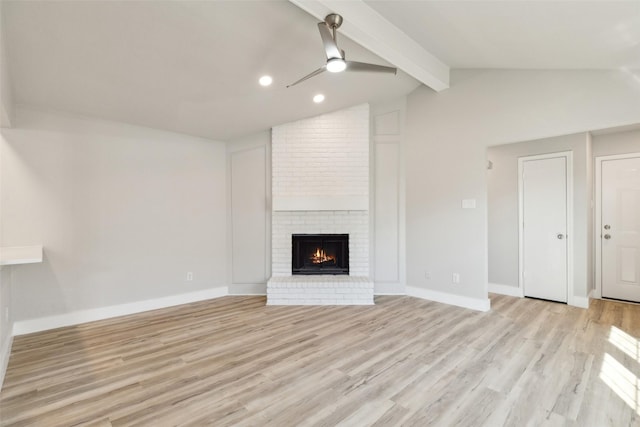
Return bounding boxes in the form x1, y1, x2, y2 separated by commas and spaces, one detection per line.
0, 1, 14, 127
226, 100, 408, 295
592, 128, 640, 157
226, 130, 271, 295
1, 107, 228, 322
487, 133, 590, 301
488, 126, 639, 301
0, 267, 11, 389
271, 104, 371, 277
370, 97, 406, 294
405, 69, 640, 306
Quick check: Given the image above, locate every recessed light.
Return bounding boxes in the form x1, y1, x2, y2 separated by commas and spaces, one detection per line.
259, 75, 273, 86
313, 94, 325, 103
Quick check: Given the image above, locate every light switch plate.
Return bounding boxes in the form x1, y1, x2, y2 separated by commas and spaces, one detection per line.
462, 199, 476, 209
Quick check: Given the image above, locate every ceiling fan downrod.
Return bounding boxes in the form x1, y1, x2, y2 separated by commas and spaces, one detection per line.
325, 13, 343, 42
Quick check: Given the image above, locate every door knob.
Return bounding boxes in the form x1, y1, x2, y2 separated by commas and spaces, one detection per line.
604, 224, 611, 230
604, 234, 611, 240
557, 233, 564, 240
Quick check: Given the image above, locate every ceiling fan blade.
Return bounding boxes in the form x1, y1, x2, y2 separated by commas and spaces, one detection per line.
287, 66, 327, 88
345, 61, 397, 74
317, 22, 342, 60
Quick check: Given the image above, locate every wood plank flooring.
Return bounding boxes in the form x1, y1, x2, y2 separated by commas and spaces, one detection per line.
1, 295, 640, 426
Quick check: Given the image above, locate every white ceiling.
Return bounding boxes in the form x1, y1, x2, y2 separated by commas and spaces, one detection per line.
2, 1, 420, 141
366, 0, 640, 70
2, 1, 639, 141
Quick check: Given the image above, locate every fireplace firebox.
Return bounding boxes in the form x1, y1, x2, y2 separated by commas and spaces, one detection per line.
292, 234, 349, 275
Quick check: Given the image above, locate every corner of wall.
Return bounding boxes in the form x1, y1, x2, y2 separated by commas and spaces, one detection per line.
0, 104, 12, 389
0, 266, 13, 391
488, 282, 523, 298
585, 132, 595, 296
0, 333, 13, 391
0, 327, 12, 391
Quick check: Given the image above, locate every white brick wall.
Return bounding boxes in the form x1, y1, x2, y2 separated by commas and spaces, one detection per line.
271, 210, 369, 276
269, 104, 372, 305
267, 276, 374, 305
272, 104, 369, 199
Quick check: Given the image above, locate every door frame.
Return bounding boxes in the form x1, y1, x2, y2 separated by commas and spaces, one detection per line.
518, 151, 574, 305
594, 152, 640, 300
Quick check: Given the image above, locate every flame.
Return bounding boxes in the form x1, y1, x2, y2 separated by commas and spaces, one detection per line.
311, 248, 335, 264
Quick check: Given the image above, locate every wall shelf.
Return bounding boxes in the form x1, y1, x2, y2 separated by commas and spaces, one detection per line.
0, 245, 43, 266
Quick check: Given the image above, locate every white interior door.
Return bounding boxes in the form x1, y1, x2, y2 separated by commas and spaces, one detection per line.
522, 156, 568, 302
601, 156, 640, 302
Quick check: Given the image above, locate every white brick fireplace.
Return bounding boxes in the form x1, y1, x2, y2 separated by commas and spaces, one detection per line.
267, 104, 374, 305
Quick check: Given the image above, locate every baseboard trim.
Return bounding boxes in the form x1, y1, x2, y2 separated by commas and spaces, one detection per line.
374, 293, 407, 296
570, 295, 590, 309
228, 283, 267, 295
406, 286, 491, 312
374, 282, 406, 295
0, 332, 13, 391
13, 286, 229, 336
229, 283, 408, 297
488, 282, 523, 298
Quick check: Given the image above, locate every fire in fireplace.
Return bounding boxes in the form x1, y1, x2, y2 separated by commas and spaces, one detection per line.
292, 234, 349, 275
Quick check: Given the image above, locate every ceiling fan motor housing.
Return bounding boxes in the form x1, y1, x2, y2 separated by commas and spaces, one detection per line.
286, 13, 397, 87
325, 13, 343, 29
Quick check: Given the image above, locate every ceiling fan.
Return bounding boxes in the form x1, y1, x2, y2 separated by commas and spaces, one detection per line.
287, 13, 397, 88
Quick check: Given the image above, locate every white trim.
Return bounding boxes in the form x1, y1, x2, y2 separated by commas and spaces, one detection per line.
228, 283, 267, 295
0, 333, 13, 391
488, 282, 524, 298
595, 155, 603, 299
518, 151, 576, 306
13, 287, 229, 336
594, 152, 640, 300
406, 286, 491, 312
567, 154, 575, 306
374, 292, 406, 296
261, 280, 405, 297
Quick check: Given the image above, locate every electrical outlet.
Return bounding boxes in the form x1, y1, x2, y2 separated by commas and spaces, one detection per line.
452, 273, 460, 284
186, 272, 193, 281
425, 271, 432, 280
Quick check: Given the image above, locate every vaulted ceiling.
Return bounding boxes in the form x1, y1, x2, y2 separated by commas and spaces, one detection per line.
1, 0, 638, 141
366, 0, 640, 70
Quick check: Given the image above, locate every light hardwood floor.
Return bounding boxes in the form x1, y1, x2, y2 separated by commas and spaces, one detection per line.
1, 294, 640, 426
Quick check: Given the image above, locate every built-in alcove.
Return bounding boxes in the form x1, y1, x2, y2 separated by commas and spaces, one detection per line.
292, 234, 349, 275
